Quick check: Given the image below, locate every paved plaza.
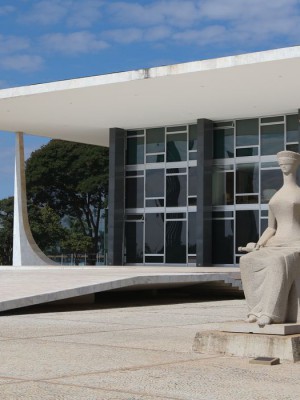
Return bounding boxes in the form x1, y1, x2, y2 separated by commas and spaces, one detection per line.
0, 294, 299, 399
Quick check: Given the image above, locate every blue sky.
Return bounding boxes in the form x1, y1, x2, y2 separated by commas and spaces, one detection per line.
1, 0, 300, 198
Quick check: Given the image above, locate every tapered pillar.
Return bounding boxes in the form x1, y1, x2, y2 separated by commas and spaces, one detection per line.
13, 132, 57, 266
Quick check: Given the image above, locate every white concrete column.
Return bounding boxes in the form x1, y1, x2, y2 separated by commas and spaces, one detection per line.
13, 132, 57, 266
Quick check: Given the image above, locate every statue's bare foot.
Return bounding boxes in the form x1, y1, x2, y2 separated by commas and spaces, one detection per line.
257, 315, 272, 327
246, 315, 257, 323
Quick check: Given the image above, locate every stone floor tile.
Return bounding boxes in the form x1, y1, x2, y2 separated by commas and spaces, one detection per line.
0, 339, 198, 380
36, 325, 218, 353
0, 381, 173, 400
50, 356, 300, 400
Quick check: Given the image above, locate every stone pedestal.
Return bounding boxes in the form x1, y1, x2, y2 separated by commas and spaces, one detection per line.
221, 321, 300, 335
193, 326, 300, 362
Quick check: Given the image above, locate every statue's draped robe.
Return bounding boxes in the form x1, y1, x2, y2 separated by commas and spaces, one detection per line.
240, 188, 300, 322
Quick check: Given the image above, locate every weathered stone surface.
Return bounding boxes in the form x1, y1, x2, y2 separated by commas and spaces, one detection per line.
193, 330, 300, 362
220, 321, 300, 335
0, 299, 300, 399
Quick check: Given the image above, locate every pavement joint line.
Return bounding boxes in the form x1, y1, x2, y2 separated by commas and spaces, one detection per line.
0, 322, 227, 343
0, 315, 228, 329
0, 376, 31, 384
8, 322, 216, 339
0, 320, 238, 343
0, 323, 207, 342
2, 309, 244, 317
0, 376, 180, 400
3, 302, 245, 316
34, 338, 194, 354
40, 355, 220, 383
37, 379, 185, 400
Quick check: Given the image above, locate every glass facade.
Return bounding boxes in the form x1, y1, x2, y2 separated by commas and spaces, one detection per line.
125, 125, 197, 265
213, 113, 299, 265
124, 113, 299, 266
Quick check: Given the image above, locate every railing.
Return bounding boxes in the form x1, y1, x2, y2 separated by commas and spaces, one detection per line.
48, 253, 106, 266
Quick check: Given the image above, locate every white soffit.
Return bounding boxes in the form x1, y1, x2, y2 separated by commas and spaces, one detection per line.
0, 46, 300, 147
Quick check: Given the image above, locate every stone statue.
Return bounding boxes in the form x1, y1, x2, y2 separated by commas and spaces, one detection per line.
239, 150, 300, 327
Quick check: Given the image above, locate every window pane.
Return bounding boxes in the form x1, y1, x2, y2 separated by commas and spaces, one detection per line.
236, 147, 258, 157
188, 167, 197, 196
261, 162, 278, 168
236, 163, 259, 194
189, 125, 197, 150
166, 213, 186, 219
188, 212, 196, 254
167, 132, 187, 162
125, 222, 143, 263
212, 167, 233, 205
127, 130, 144, 137
126, 214, 143, 221
167, 168, 186, 174
146, 128, 165, 154
212, 211, 234, 218
145, 199, 164, 207
261, 218, 268, 234
286, 144, 299, 152
213, 128, 234, 159
212, 219, 233, 264
146, 169, 164, 198
261, 169, 282, 203
145, 256, 164, 263
261, 124, 284, 155
146, 154, 164, 163
188, 197, 197, 206
127, 137, 144, 165
166, 174, 187, 207
145, 213, 164, 254
166, 221, 186, 263
167, 125, 186, 132
261, 116, 284, 124
126, 170, 144, 177
126, 177, 144, 208
189, 151, 197, 160
236, 119, 258, 146
214, 121, 234, 128
235, 195, 258, 204
286, 114, 299, 143
235, 210, 259, 253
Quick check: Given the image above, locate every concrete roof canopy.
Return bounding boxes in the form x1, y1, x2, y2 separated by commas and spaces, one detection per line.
0, 46, 300, 146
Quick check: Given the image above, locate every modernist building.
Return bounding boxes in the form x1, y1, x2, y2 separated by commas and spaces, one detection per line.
0, 46, 299, 267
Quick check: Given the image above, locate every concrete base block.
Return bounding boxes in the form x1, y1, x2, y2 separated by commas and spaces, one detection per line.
193, 330, 300, 362
220, 321, 300, 335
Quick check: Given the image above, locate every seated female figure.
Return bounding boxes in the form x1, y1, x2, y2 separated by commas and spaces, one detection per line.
240, 151, 300, 327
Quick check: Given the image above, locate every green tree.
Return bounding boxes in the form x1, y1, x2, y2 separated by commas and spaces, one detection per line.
0, 197, 14, 265
61, 231, 93, 266
28, 204, 66, 255
26, 140, 109, 264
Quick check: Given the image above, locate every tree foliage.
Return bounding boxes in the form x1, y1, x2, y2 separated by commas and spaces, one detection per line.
0, 197, 14, 265
28, 204, 66, 254
26, 139, 109, 264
